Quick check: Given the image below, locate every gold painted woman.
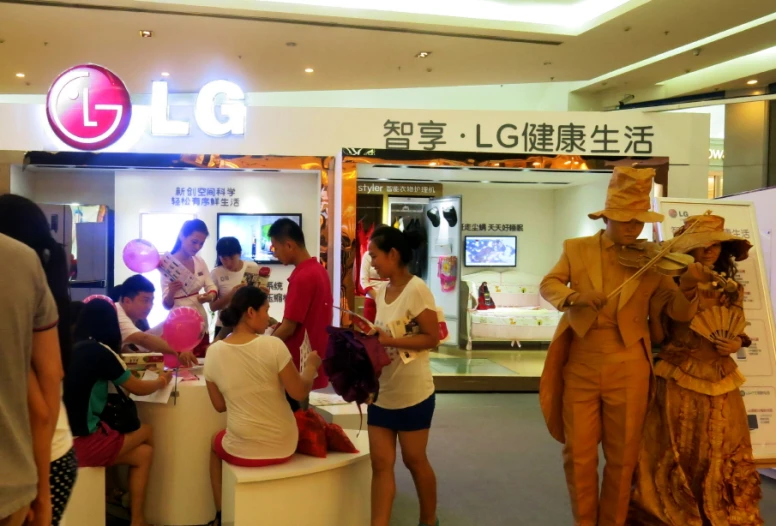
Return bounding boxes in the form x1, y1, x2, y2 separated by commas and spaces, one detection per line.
629, 213, 763, 526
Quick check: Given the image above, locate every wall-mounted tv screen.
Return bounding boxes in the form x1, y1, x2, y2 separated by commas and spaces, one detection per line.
464, 236, 517, 267
217, 214, 302, 264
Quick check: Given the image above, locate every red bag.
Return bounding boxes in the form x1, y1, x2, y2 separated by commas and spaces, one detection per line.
294, 410, 327, 458
325, 424, 359, 453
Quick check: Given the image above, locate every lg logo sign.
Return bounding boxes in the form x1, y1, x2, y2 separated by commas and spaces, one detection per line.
46, 65, 132, 151
46, 64, 247, 151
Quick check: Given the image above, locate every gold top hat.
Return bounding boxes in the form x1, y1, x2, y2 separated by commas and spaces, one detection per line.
588, 166, 664, 223
672, 213, 752, 261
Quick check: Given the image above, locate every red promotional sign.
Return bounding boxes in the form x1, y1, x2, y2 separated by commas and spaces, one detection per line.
46, 64, 132, 151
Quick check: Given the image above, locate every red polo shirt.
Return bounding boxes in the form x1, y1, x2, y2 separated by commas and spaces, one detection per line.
284, 257, 333, 390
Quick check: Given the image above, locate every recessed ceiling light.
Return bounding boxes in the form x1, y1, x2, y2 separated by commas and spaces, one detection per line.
747, 79, 758, 85
482, 180, 491, 184
416, 51, 432, 58
15, 73, 25, 78
139, 30, 153, 38
161, 72, 170, 77
304, 68, 314, 73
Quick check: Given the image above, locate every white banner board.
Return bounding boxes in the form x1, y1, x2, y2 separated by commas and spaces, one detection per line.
656, 198, 776, 461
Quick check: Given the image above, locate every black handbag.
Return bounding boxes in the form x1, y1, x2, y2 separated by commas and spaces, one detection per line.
99, 386, 141, 433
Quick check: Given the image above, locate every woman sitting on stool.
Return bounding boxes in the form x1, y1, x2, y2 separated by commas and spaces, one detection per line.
64, 299, 172, 526
205, 287, 321, 526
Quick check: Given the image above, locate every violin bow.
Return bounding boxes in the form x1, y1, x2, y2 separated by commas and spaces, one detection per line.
607, 212, 708, 300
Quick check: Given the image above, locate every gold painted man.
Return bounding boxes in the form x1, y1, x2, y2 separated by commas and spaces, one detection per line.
539, 167, 706, 526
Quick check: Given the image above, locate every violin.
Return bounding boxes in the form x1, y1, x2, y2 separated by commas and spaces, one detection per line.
616, 241, 737, 293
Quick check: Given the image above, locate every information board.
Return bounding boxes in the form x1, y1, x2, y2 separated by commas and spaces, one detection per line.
656, 198, 776, 461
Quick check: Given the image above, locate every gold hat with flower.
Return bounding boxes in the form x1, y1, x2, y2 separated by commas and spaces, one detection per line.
588, 166, 664, 223
671, 213, 752, 261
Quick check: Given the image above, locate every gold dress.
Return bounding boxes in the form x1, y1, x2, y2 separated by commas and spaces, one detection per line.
629, 284, 763, 526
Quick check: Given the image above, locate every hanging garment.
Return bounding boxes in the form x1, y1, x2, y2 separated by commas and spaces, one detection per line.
323, 327, 390, 406
437, 256, 458, 292
426, 207, 441, 228
405, 218, 428, 278
354, 220, 375, 297
477, 282, 496, 310
442, 206, 458, 227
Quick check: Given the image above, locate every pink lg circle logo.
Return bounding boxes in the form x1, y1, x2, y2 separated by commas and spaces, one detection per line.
46, 64, 132, 151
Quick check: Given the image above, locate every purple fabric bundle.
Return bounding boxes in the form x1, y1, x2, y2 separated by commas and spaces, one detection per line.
323, 327, 390, 406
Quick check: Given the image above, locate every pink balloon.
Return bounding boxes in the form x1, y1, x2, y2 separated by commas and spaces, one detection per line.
123, 239, 160, 274
83, 295, 115, 309
163, 307, 205, 354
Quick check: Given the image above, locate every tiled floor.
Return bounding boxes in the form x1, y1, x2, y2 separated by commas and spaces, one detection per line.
430, 345, 547, 377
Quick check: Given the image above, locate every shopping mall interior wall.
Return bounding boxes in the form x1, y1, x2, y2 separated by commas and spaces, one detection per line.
114, 170, 320, 324
442, 183, 556, 279
10, 167, 115, 207
246, 82, 581, 111
551, 180, 611, 260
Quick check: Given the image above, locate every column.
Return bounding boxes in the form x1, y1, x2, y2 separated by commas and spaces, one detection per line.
722, 101, 769, 196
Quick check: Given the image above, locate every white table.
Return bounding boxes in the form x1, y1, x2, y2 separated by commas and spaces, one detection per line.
312, 403, 369, 430
136, 375, 226, 526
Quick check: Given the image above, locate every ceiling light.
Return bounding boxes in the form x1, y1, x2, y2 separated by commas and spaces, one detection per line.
416, 51, 431, 58
15, 73, 24, 78
304, 68, 314, 73
747, 79, 758, 85
139, 30, 153, 38
161, 72, 170, 77
482, 180, 491, 184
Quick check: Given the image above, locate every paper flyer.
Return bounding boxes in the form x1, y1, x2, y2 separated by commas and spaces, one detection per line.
158, 253, 198, 294
129, 370, 175, 404
299, 330, 317, 378
387, 317, 420, 364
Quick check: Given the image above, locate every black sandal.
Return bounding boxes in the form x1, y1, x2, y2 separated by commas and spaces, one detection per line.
207, 511, 221, 526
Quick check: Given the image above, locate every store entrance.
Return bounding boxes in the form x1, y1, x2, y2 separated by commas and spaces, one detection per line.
351, 162, 614, 391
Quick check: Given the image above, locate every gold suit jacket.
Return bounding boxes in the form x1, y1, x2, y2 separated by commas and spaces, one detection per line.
539, 231, 698, 443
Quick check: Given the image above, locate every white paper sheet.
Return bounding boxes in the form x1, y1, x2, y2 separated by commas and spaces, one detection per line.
309, 392, 349, 406
130, 370, 175, 404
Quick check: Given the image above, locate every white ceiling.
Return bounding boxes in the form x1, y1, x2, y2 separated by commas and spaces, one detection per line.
0, 0, 775, 104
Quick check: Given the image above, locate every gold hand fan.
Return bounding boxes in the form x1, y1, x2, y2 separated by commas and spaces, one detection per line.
689, 306, 747, 342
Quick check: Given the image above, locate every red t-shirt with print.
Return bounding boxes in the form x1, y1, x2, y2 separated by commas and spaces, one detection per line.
283, 258, 333, 390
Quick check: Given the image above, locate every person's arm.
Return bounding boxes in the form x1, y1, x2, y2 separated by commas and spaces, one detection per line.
276, 278, 312, 342
660, 262, 706, 323
30, 327, 62, 445
120, 370, 172, 397
360, 256, 378, 298
540, 241, 577, 311
205, 381, 227, 413
163, 281, 184, 309
27, 371, 53, 526
197, 258, 218, 304
210, 284, 243, 311
273, 318, 299, 342
279, 352, 321, 401
377, 308, 440, 351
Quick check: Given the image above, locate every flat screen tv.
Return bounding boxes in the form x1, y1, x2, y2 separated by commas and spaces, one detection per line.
464, 236, 517, 268
217, 213, 302, 264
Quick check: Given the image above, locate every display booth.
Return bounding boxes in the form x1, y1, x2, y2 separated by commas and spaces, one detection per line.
336, 151, 680, 390
16, 154, 332, 329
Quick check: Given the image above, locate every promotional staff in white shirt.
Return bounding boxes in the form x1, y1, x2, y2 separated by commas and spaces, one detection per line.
209, 237, 260, 338
115, 275, 198, 367
204, 286, 321, 526
162, 219, 218, 358
367, 226, 440, 526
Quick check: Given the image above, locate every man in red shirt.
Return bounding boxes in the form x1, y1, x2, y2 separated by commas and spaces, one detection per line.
269, 219, 332, 404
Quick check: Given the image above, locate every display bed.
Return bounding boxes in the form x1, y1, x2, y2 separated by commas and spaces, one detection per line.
459, 271, 560, 350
